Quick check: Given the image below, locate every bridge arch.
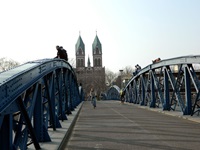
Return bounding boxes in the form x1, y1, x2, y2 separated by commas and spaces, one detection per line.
0, 59, 82, 149
107, 85, 120, 100
124, 55, 200, 116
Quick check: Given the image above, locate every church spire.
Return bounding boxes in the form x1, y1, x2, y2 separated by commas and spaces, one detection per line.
87, 55, 91, 67
75, 34, 85, 54
92, 33, 102, 67
92, 34, 102, 54
75, 34, 85, 68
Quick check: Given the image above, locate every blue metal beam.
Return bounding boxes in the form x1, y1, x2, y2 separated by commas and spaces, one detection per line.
184, 66, 192, 115
163, 69, 170, 110
0, 59, 82, 149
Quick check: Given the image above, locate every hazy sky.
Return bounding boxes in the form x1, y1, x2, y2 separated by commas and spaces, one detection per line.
1, 0, 200, 73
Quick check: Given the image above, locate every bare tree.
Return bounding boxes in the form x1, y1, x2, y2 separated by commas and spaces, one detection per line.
122, 65, 134, 77
105, 69, 117, 86
113, 66, 134, 88
193, 64, 200, 71
68, 58, 76, 68
0, 57, 20, 72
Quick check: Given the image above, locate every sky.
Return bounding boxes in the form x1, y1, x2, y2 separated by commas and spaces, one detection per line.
0, 0, 200, 73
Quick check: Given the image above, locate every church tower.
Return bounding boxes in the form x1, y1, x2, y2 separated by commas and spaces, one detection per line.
92, 34, 102, 68
75, 35, 85, 68
75, 32, 106, 98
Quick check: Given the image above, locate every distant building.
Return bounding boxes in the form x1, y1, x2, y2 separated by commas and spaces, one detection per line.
75, 34, 106, 99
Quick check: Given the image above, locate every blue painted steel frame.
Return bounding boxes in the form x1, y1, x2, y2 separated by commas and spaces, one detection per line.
124, 55, 200, 116
0, 59, 82, 149
107, 85, 120, 100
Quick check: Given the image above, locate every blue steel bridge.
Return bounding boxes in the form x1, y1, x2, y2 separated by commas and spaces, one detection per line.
0, 55, 200, 149
0, 59, 82, 149
123, 55, 200, 116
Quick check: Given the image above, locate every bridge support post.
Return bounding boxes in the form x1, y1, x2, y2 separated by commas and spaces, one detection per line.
71, 80, 77, 109
184, 66, 192, 115
34, 84, 51, 142
129, 85, 133, 103
134, 81, 138, 104
141, 76, 145, 105
65, 70, 72, 115
0, 115, 13, 150
17, 97, 41, 149
56, 69, 67, 121
163, 69, 170, 110
150, 72, 156, 108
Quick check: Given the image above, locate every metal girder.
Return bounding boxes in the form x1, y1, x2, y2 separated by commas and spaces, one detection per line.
136, 78, 141, 104
169, 65, 184, 111
163, 69, 170, 110
123, 55, 200, 116
163, 66, 185, 112
185, 65, 200, 116
151, 69, 164, 107
68, 73, 75, 111
65, 70, 72, 115
128, 84, 133, 103
16, 96, 41, 149
143, 73, 151, 106
34, 83, 51, 142
132, 80, 137, 104
141, 75, 146, 105
0, 59, 81, 149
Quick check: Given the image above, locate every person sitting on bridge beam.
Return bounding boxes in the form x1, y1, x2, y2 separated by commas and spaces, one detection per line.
133, 64, 141, 75
55, 45, 68, 61
152, 57, 161, 64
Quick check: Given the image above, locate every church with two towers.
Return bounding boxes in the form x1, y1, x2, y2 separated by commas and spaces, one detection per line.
75, 34, 106, 99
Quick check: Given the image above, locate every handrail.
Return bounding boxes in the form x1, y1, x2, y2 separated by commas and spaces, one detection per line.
125, 55, 200, 89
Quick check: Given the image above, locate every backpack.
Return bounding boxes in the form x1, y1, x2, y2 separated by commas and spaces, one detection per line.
62, 49, 68, 61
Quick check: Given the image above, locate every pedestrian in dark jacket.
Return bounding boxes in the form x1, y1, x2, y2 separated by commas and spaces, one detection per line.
55, 45, 68, 61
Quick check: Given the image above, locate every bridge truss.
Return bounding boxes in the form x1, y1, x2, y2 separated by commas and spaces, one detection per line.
124, 55, 200, 116
0, 59, 82, 149
107, 85, 120, 100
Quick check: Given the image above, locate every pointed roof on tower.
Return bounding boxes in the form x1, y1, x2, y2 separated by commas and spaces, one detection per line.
75, 34, 85, 53
92, 33, 102, 53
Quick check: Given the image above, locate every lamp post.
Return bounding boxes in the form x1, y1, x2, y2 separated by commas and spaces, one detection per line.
119, 69, 123, 89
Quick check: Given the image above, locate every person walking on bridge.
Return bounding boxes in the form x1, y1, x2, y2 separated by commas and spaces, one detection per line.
120, 90, 125, 104
90, 87, 97, 109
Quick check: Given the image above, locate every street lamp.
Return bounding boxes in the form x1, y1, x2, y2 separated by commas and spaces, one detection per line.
119, 69, 123, 89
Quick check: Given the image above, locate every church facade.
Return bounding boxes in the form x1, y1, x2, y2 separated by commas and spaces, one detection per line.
75, 34, 106, 99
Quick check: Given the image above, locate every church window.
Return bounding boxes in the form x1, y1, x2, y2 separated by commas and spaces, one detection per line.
81, 59, 84, 67
78, 48, 83, 55
98, 59, 101, 66
96, 48, 99, 54
95, 59, 97, 66
78, 59, 80, 67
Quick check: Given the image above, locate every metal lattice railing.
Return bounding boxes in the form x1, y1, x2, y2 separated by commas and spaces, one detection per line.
0, 59, 83, 149
124, 55, 200, 116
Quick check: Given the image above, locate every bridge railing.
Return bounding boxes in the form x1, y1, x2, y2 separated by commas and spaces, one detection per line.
123, 55, 200, 116
0, 59, 82, 149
